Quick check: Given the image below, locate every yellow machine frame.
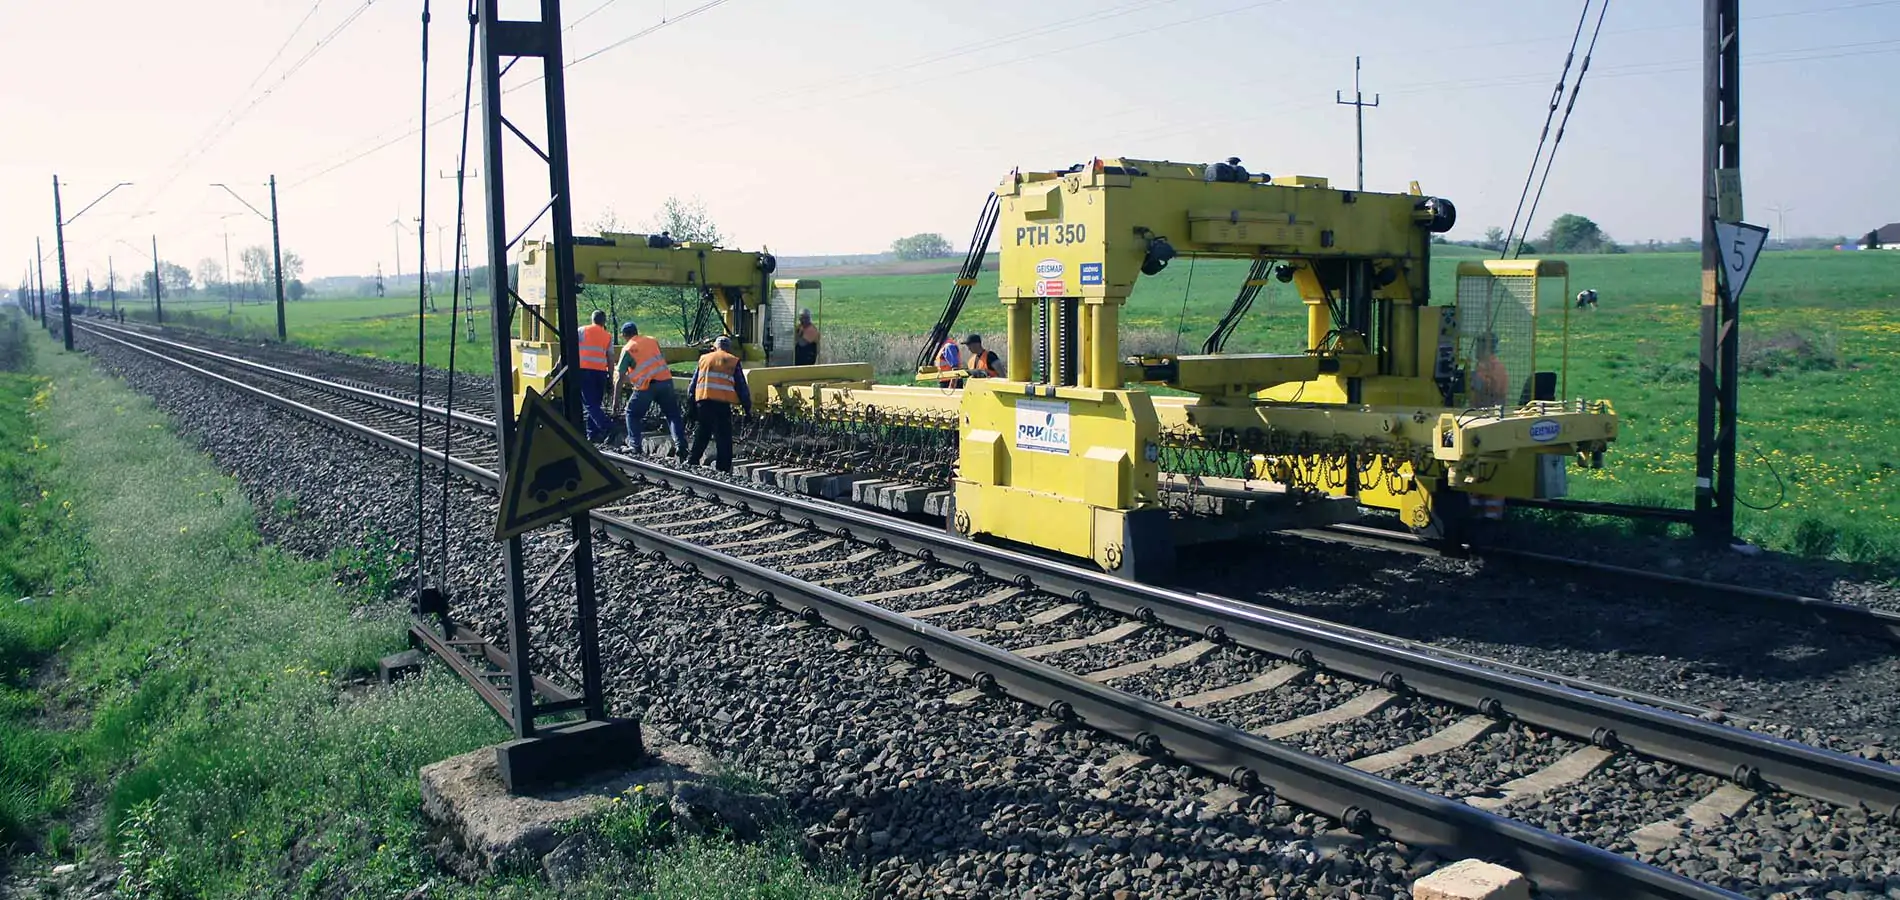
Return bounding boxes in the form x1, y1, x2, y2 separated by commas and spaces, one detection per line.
941, 157, 1615, 577
510, 233, 868, 411
563, 159, 1622, 580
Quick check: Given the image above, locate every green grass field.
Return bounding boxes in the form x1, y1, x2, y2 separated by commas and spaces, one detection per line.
142, 249, 1900, 566
0, 320, 858, 898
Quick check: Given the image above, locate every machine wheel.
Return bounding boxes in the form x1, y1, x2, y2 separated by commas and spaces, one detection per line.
1410, 486, 1471, 549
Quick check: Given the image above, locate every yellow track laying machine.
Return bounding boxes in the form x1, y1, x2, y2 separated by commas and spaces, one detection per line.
511, 157, 1619, 581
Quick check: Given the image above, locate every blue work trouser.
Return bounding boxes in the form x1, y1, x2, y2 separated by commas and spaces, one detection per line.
625, 378, 686, 454
688, 400, 735, 472
579, 369, 611, 441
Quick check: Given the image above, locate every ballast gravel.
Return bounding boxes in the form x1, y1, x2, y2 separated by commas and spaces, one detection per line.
78, 334, 1434, 897
81, 329, 1900, 899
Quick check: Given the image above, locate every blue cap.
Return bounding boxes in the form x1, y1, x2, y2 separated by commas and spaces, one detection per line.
620, 321, 638, 334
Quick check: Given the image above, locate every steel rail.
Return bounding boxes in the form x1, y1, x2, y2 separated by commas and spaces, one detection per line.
78, 323, 1740, 900
1479, 544, 1900, 644
79, 321, 1900, 816
1295, 519, 1900, 646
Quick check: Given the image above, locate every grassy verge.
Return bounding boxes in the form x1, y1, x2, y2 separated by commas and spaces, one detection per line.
0, 318, 857, 899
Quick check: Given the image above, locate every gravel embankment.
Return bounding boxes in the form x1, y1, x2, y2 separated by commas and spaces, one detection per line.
83, 329, 1900, 898
78, 334, 1435, 898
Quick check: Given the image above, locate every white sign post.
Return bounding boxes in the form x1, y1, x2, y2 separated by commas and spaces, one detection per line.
1711, 219, 1769, 302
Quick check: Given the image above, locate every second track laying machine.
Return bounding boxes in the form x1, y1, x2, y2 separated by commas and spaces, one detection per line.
507, 156, 1618, 580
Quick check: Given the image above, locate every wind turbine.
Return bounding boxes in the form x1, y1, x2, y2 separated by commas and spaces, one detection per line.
390, 211, 408, 285
1765, 202, 1794, 248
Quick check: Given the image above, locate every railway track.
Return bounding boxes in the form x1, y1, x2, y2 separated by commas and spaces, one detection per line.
99, 318, 1900, 649
76, 320, 1900, 899
1286, 522, 1900, 646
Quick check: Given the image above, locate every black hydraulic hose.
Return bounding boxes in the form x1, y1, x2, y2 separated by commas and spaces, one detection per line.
1204, 256, 1274, 354
914, 193, 1001, 374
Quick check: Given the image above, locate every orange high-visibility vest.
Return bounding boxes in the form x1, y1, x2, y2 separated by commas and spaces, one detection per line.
968, 349, 995, 377
1471, 355, 1508, 406
694, 349, 741, 404
578, 323, 613, 371
936, 341, 960, 371
622, 335, 671, 389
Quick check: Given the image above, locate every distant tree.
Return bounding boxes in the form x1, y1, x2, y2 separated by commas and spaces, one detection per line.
240, 246, 273, 300
634, 197, 727, 343
890, 233, 954, 261
197, 258, 224, 295
159, 262, 192, 295
585, 209, 636, 331
1542, 214, 1613, 254
1482, 226, 1506, 250
287, 278, 307, 302
280, 251, 304, 283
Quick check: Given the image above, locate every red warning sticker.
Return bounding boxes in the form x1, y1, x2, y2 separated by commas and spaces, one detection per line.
1035, 279, 1065, 297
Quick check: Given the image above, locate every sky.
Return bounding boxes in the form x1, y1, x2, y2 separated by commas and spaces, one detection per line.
2, 0, 1897, 286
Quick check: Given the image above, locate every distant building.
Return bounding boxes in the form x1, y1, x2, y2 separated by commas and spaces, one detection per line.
1858, 223, 1900, 250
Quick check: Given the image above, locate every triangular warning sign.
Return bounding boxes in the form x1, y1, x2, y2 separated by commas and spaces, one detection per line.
495, 387, 637, 540
1712, 219, 1770, 303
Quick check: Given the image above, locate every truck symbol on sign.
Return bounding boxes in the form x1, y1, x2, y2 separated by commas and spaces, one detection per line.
529, 457, 582, 504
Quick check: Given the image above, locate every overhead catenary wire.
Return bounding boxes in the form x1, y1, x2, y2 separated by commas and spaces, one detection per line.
145, 0, 381, 207
1515, 0, 1611, 259
678, 0, 1282, 138
439, 0, 481, 591
286, 0, 733, 190
1500, 0, 1593, 259
292, 0, 1179, 191
290, 0, 1274, 190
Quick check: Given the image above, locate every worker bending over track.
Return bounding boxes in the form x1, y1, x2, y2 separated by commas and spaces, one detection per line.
577, 310, 615, 443
688, 335, 751, 473
613, 321, 685, 457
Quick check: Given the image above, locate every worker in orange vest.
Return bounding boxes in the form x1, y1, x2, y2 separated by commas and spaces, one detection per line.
612, 321, 685, 456
1468, 332, 1509, 408
961, 333, 1004, 378
687, 335, 752, 473
935, 334, 964, 388
1466, 332, 1509, 522
577, 310, 615, 443
794, 308, 820, 366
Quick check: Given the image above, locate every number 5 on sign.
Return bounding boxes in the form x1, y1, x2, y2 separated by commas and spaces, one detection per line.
1711, 219, 1769, 304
